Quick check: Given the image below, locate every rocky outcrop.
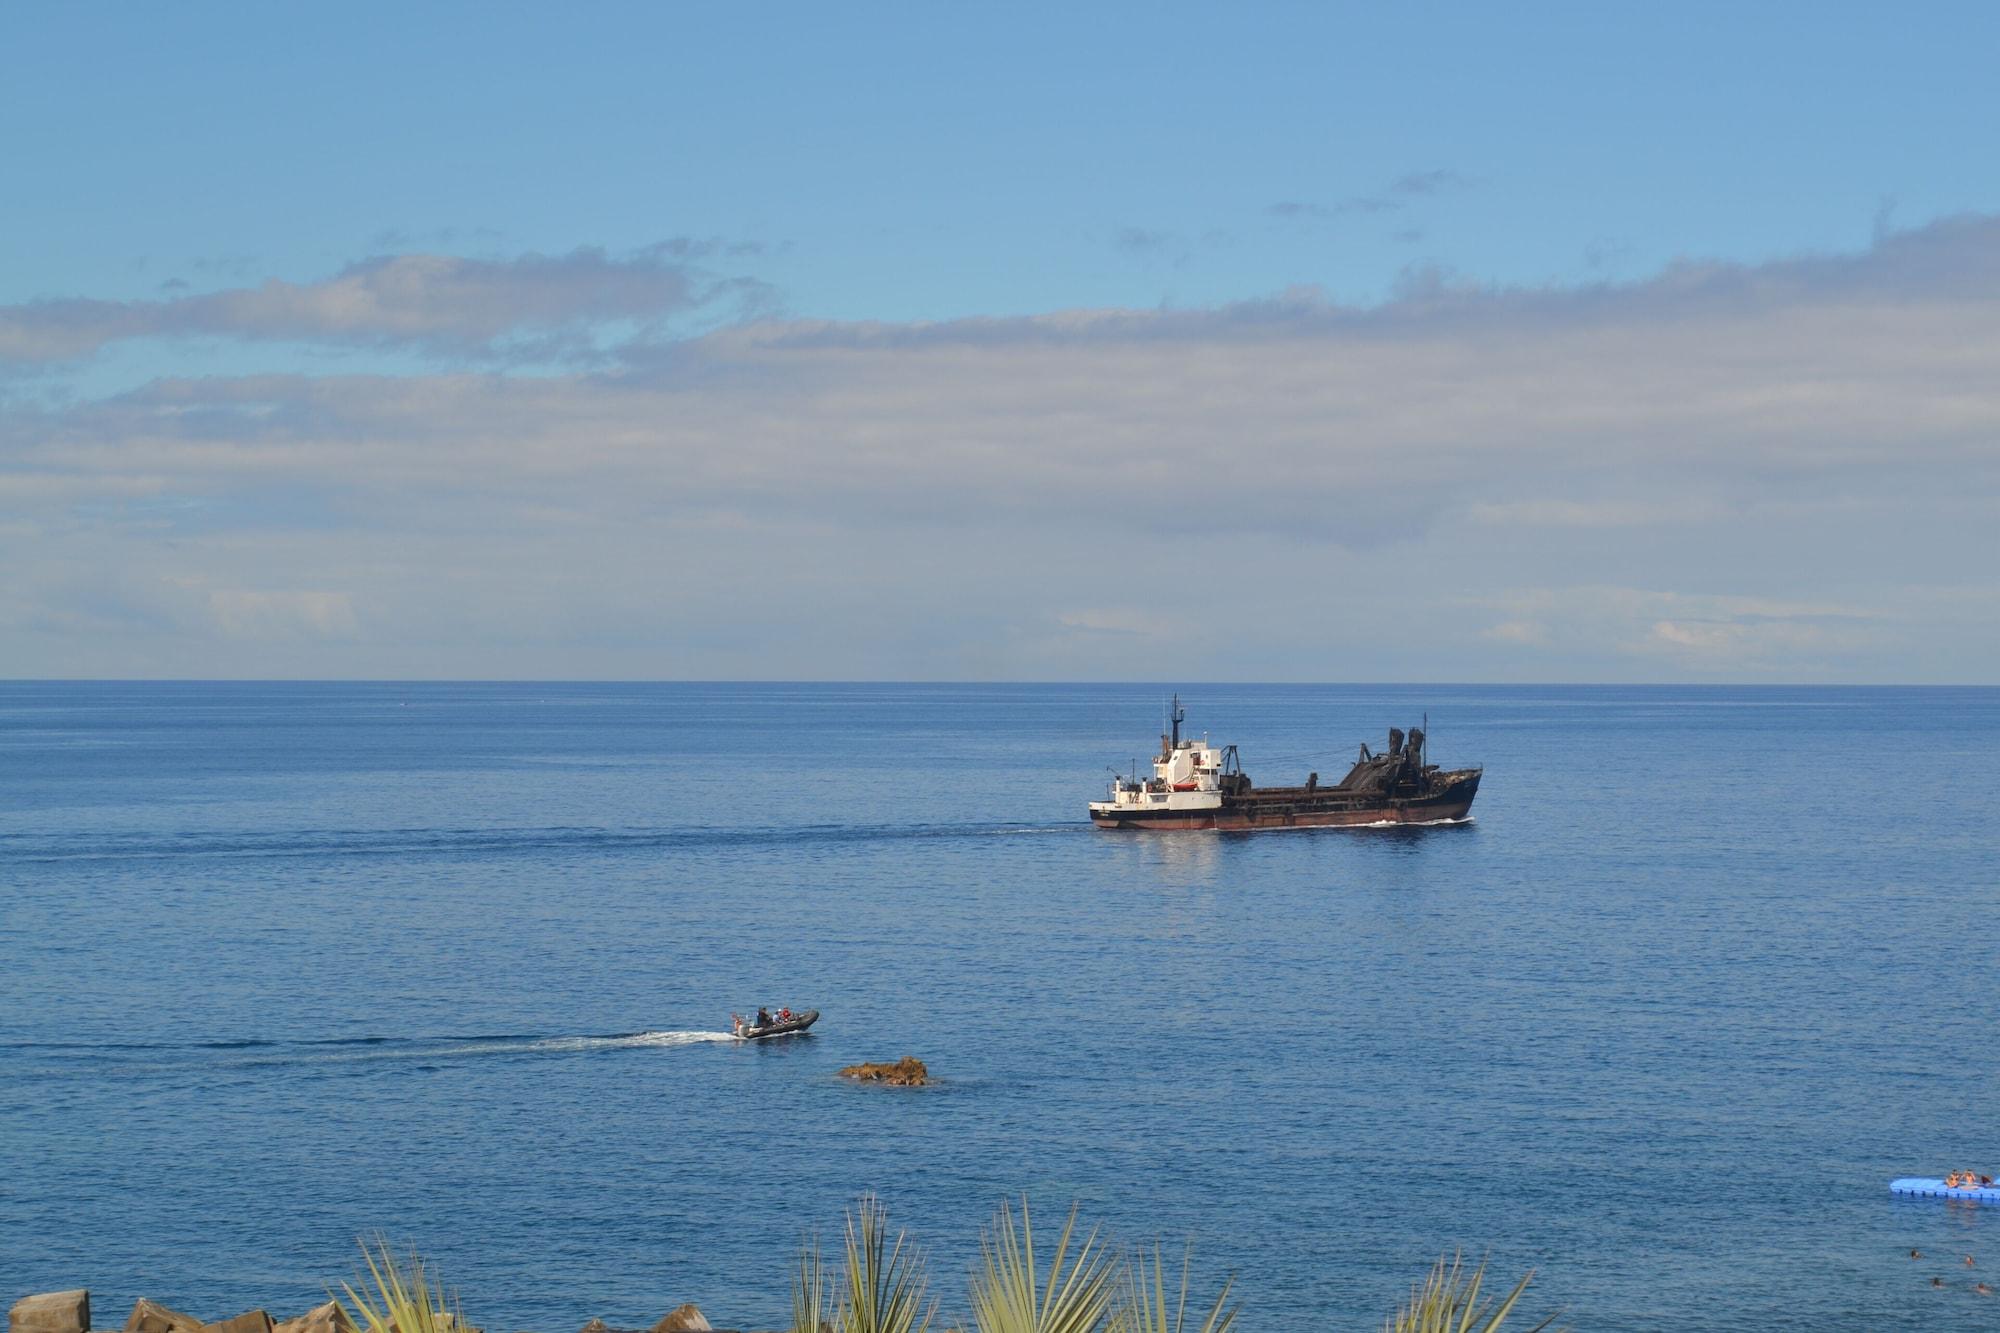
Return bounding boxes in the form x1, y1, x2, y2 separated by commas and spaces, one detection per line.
10, 1292, 89, 1333
838, 1057, 929, 1086
200, 1311, 272, 1333
2, 1294, 751, 1333
127, 1302, 203, 1333
271, 1303, 352, 1333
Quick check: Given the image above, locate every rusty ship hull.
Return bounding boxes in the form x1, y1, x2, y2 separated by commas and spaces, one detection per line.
1087, 698, 1481, 832
1089, 769, 1480, 830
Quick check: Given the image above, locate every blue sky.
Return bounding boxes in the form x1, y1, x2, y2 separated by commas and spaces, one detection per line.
4, 3, 1999, 679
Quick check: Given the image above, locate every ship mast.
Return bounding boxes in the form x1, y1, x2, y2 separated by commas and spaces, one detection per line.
1170, 693, 1184, 748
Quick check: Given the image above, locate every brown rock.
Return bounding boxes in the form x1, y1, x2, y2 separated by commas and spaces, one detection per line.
838, 1056, 929, 1086
10, 1292, 90, 1333
651, 1306, 712, 1333
200, 1312, 272, 1333
126, 1302, 203, 1333
272, 1302, 351, 1333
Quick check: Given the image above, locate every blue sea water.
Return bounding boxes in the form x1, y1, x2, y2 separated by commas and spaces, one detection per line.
3, 682, 1998, 1332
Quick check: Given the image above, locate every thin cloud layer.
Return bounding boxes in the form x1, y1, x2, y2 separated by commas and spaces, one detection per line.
3, 217, 1998, 679
0, 244, 771, 364
1269, 169, 1472, 221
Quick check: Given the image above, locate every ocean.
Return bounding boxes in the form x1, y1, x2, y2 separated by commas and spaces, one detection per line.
3, 682, 1997, 1331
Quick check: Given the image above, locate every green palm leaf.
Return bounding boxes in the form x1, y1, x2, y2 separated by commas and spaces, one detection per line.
1383, 1253, 1561, 1333
793, 1232, 831, 1333
808, 1195, 935, 1333
338, 1237, 460, 1333
969, 1199, 1119, 1333
1111, 1242, 1234, 1333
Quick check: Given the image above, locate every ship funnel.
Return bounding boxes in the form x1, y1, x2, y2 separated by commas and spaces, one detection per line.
1388, 727, 1405, 757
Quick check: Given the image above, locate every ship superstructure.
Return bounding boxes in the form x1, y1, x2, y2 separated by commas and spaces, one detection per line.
1088, 696, 1480, 831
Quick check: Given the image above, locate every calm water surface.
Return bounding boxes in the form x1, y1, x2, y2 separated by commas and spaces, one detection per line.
3, 683, 1997, 1330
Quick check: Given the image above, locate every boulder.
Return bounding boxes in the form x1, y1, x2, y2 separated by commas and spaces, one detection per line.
838, 1057, 929, 1086
126, 1302, 202, 1333
651, 1307, 712, 1333
10, 1292, 90, 1333
200, 1312, 272, 1333
272, 1302, 351, 1333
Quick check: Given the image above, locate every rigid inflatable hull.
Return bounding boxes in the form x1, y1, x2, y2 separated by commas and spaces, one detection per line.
742, 1009, 819, 1040
1891, 1176, 2000, 1202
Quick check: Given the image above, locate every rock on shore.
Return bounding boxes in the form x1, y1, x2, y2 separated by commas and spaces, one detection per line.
200, 1312, 272, 1333
125, 1301, 202, 1333
577, 1305, 716, 1333
271, 1303, 350, 1333
14, 1292, 729, 1333
10, 1291, 88, 1333
838, 1057, 929, 1086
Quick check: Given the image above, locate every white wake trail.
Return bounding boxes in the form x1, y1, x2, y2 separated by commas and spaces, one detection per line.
495, 1030, 740, 1055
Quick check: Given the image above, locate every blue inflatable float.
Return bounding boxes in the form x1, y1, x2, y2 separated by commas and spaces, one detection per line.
1891, 1176, 2000, 1202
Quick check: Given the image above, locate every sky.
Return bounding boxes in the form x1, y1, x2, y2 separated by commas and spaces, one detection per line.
4, 2, 1999, 681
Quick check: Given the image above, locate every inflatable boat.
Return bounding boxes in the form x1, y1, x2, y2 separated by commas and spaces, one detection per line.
737, 1009, 819, 1040
1890, 1176, 2000, 1202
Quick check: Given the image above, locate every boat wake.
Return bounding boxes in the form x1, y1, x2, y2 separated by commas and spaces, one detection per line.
5, 1029, 739, 1075
4, 819, 1082, 865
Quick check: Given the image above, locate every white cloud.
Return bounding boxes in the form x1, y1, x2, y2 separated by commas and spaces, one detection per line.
1482, 621, 1548, 646
208, 588, 359, 640
4, 216, 2000, 679
0, 244, 771, 364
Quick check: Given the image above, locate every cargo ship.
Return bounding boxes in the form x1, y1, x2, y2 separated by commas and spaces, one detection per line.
1088, 697, 1481, 831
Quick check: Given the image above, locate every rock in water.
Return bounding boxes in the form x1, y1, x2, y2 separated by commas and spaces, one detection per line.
127, 1302, 203, 1333
838, 1057, 929, 1086
10, 1292, 90, 1333
651, 1307, 712, 1333
272, 1302, 351, 1333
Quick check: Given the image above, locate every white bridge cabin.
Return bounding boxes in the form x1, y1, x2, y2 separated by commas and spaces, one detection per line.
1089, 697, 1238, 817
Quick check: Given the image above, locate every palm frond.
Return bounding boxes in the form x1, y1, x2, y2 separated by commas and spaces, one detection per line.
969, 1199, 1119, 1333
339, 1237, 459, 1333
1111, 1242, 1234, 1333
838, 1195, 936, 1333
793, 1231, 831, 1333
1383, 1253, 1560, 1333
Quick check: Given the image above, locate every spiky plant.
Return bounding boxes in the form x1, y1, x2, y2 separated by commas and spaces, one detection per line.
1111, 1243, 1235, 1333
339, 1237, 460, 1333
1383, 1253, 1560, 1333
835, 1195, 937, 1333
793, 1232, 832, 1333
969, 1199, 1120, 1333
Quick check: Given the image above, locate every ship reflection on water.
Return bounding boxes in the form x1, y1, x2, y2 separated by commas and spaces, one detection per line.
1104, 809, 1478, 884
